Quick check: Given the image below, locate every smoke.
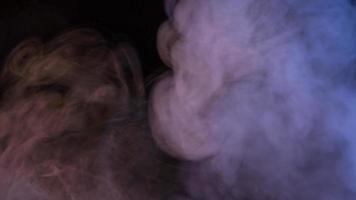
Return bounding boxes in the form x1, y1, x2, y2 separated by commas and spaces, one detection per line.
150, 0, 356, 199
0, 29, 178, 199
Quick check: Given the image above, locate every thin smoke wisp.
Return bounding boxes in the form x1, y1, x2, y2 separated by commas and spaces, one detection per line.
0, 29, 177, 200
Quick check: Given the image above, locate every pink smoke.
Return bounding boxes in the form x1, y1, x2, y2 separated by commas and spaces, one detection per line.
150, 0, 356, 199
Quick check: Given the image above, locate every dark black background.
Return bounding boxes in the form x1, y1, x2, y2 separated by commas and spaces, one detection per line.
0, 0, 168, 78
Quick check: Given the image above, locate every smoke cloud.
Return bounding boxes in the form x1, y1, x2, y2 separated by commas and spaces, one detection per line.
150, 0, 356, 199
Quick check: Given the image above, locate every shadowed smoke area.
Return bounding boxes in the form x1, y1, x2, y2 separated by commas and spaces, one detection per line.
0, 29, 178, 200
150, 0, 356, 199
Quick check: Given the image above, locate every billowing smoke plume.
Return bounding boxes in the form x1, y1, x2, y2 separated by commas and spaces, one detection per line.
0, 29, 178, 199
150, 0, 356, 199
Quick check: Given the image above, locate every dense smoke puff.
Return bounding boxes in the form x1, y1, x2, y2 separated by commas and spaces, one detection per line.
150, 0, 356, 199
0, 29, 178, 199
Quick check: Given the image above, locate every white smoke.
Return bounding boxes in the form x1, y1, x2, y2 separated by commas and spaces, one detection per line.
150, 0, 356, 199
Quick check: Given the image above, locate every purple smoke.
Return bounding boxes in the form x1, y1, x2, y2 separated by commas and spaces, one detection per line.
150, 0, 356, 199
